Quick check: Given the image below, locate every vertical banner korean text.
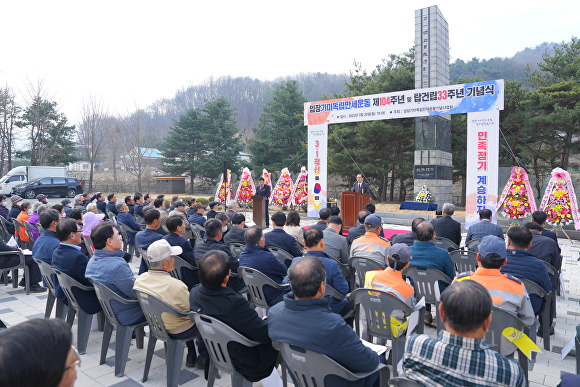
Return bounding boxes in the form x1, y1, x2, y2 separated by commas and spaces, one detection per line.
465, 110, 500, 229
307, 124, 328, 217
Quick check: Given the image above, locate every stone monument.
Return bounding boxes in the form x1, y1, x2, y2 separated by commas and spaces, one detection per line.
414, 5, 452, 207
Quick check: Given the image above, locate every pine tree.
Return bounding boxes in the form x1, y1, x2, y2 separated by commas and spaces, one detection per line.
162, 98, 242, 193
161, 109, 206, 193
249, 81, 307, 172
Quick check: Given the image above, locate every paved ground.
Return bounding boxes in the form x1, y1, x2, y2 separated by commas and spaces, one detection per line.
0, 214, 577, 386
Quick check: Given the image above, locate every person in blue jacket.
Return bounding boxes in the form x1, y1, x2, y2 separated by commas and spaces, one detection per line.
116, 202, 141, 245
85, 223, 145, 326
264, 212, 303, 259
293, 228, 351, 318
268, 256, 381, 387
501, 226, 551, 316
163, 215, 198, 289
239, 226, 288, 306
51, 219, 101, 314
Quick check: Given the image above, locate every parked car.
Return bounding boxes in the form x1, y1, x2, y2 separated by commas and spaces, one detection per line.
0, 166, 67, 195
12, 177, 83, 199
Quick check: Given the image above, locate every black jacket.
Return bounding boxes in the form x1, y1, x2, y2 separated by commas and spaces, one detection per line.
264, 228, 303, 258
431, 216, 462, 247
189, 285, 278, 382
194, 238, 243, 291
163, 232, 198, 289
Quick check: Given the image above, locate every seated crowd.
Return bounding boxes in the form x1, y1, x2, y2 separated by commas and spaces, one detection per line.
0, 193, 569, 386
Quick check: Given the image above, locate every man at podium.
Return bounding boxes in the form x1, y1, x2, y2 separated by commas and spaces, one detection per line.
256, 177, 271, 228
352, 173, 370, 194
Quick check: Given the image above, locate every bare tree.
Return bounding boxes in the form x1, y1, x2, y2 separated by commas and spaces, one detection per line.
0, 86, 19, 174
78, 96, 112, 192
120, 109, 149, 192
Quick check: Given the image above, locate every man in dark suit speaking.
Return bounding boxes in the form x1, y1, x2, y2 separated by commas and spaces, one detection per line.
352, 173, 370, 194
255, 177, 271, 228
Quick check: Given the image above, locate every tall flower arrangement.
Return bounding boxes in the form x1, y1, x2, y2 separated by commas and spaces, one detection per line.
540, 168, 580, 230
290, 167, 308, 206
271, 168, 293, 207
415, 185, 433, 203
262, 169, 272, 192
234, 167, 256, 206
497, 166, 537, 219
214, 169, 232, 204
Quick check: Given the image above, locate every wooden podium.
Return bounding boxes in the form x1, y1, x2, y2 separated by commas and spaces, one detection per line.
252, 195, 267, 228
340, 191, 370, 231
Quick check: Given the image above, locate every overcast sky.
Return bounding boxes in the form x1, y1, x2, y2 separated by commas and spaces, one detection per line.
0, 0, 577, 125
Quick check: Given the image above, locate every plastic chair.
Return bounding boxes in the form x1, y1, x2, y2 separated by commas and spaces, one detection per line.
521, 278, 552, 351
267, 246, 295, 267
82, 236, 94, 258
228, 242, 246, 258
170, 255, 198, 282
402, 266, 452, 333
190, 223, 205, 240
575, 324, 580, 374
237, 266, 289, 313
117, 222, 139, 258
389, 377, 421, 386
23, 221, 38, 243
274, 340, 388, 387
349, 288, 424, 377
434, 236, 458, 251
484, 306, 530, 382
33, 258, 67, 319
134, 289, 196, 387
0, 216, 13, 242
543, 260, 560, 298
11, 218, 32, 250
137, 248, 150, 270
450, 249, 478, 274
465, 238, 482, 252
0, 250, 30, 294
329, 255, 352, 280
53, 269, 103, 354
91, 279, 145, 377
348, 256, 386, 290
107, 211, 118, 224
190, 312, 261, 387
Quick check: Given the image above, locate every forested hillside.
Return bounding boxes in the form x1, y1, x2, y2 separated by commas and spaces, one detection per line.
133, 41, 560, 147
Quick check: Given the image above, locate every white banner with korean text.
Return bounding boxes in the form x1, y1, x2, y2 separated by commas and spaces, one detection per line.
465, 111, 500, 229
305, 80, 504, 126
307, 123, 328, 217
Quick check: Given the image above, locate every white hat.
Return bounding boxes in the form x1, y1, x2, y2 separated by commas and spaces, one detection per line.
147, 239, 182, 263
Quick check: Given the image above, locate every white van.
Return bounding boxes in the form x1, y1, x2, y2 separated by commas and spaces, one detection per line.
0, 166, 67, 195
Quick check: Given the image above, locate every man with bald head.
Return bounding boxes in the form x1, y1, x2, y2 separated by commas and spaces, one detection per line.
268, 256, 381, 387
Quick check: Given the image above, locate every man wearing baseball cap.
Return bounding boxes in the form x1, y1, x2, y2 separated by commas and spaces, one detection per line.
365, 243, 415, 327
61, 199, 72, 217
133, 239, 199, 367
206, 201, 219, 219
36, 194, 48, 204
350, 214, 390, 267
455, 235, 534, 326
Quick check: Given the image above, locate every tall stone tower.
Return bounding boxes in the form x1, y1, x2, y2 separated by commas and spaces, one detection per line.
414, 6, 452, 207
